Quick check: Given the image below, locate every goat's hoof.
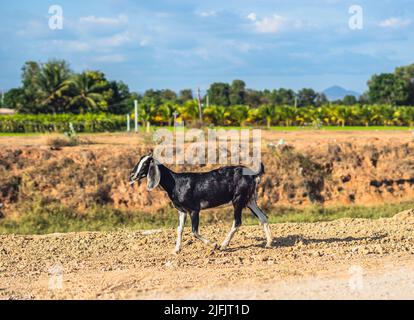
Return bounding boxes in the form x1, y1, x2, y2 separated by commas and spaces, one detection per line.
265, 243, 272, 248
211, 243, 219, 250
172, 248, 181, 255
219, 245, 228, 251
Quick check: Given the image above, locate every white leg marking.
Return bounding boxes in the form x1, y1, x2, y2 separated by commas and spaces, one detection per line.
248, 201, 273, 247
173, 211, 186, 254
220, 221, 239, 250
193, 232, 218, 248
263, 223, 273, 248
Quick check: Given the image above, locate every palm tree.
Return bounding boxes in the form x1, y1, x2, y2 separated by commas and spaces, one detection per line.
279, 106, 296, 126
228, 105, 249, 126
259, 104, 276, 129
247, 108, 260, 125
340, 106, 358, 127
295, 108, 307, 126
325, 106, 349, 127
178, 100, 202, 124
356, 105, 374, 127
378, 105, 395, 126
157, 102, 177, 126
369, 105, 394, 126
300, 107, 323, 127
36, 60, 72, 113
138, 98, 157, 132
203, 105, 227, 126
393, 107, 406, 126
320, 105, 332, 126
65, 72, 107, 113
399, 106, 414, 127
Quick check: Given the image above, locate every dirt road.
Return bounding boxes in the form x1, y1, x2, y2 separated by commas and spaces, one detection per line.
1, 209, 414, 300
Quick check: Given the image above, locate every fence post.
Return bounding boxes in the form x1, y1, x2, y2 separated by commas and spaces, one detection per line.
134, 100, 138, 133
127, 114, 130, 132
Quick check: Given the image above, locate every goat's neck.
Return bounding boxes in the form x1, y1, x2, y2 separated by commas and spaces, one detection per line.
157, 164, 176, 196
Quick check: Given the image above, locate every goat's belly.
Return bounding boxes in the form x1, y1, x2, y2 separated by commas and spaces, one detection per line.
200, 198, 232, 210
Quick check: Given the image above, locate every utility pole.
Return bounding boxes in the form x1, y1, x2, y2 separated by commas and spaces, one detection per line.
134, 100, 138, 133
127, 114, 130, 132
0, 90, 4, 107
173, 111, 179, 133
197, 88, 203, 123
206, 94, 209, 108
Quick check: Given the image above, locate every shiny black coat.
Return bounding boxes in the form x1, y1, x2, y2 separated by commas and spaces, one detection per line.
157, 164, 264, 215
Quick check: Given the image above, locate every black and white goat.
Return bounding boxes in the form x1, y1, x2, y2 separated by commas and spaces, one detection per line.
129, 153, 272, 254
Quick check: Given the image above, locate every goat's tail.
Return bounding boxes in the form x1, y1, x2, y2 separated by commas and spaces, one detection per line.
257, 162, 265, 176
244, 162, 265, 177
260, 162, 265, 175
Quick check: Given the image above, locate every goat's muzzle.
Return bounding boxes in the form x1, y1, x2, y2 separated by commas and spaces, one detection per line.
129, 173, 145, 186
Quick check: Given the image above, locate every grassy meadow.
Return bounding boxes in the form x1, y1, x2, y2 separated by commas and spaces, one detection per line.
1, 200, 413, 235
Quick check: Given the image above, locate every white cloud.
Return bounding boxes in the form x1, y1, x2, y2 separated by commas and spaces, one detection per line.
48, 32, 134, 55
79, 14, 128, 26
95, 54, 126, 63
246, 14, 311, 34
247, 12, 257, 22
253, 15, 287, 33
50, 40, 91, 52
96, 32, 133, 47
139, 38, 150, 47
198, 10, 217, 17
16, 20, 47, 37
379, 17, 411, 28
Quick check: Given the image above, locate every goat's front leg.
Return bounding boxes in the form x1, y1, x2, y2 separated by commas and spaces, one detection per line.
190, 211, 218, 249
173, 211, 187, 255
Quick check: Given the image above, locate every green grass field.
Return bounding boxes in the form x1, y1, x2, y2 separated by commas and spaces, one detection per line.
270, 125, 412, 131
0, 125, 412, 137
0, 132, 44, 137
161, 125, 412, 131
1, 201, 413, 235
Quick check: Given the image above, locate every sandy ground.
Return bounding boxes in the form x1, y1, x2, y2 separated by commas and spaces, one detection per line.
1, 209, 414, 300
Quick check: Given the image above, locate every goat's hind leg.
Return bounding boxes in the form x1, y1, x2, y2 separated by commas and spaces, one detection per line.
248, 201, 273, 248
220, 205, 242, 250
190, 211, 218, 249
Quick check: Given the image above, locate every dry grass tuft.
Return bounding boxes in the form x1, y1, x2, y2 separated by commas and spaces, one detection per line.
46, 136, 79, 149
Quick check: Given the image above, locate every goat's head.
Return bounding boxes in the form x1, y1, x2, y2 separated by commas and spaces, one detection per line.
129, 153, 161, 191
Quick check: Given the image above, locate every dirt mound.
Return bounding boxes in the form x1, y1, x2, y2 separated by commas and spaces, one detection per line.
1, 214, 414, 299
392, 209, 414, 220
1, 136, 414, 216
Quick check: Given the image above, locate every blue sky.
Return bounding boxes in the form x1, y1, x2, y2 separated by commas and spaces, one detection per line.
0, 0, 413, 94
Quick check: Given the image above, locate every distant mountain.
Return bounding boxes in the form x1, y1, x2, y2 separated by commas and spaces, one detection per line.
323, 86, 361, 101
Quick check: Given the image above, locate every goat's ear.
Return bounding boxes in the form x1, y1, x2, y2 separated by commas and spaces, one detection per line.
147, 160, 161, 191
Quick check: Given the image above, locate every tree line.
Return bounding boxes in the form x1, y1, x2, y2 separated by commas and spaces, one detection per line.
1, 104, 414, 134
2, 60, 137, 114
2, 59, 414, 118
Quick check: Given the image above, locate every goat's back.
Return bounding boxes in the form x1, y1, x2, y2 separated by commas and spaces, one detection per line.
171, 166, 260, 211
